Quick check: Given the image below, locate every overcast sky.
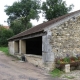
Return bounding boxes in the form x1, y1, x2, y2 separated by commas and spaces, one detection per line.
0, 0, 80, 26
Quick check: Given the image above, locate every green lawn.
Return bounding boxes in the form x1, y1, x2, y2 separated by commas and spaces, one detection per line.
0, 47, 10, 55
0, 47, 20, 60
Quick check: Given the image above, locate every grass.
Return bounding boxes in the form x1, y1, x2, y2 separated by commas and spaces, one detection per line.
0, 47, 10, 56
0, 47, 20, 60
50, 68, 64, 77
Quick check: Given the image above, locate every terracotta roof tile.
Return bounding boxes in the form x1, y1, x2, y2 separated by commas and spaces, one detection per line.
3, 26, 9, 29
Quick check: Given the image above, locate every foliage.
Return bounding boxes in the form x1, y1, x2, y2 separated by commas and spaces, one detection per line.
0, 47, 20, 60
50, 68, 63, 77
64, 57, 70, 63
10, 19, 32, 35
0, 47, 9, 55
0, 27, 14, 46
5, 0, 41, 29
56, 54, 80, 64
42, 0, 74, 20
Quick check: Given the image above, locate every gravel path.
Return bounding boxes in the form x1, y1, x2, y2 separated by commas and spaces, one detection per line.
0, 51, 64, 80
60, 70, 80, 80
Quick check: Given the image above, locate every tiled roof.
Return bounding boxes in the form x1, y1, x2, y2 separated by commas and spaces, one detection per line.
3, 26, 9, 29
8, 10, 80, 40
0, 26, 9, 29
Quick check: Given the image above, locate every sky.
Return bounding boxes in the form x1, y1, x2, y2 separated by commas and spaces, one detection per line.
0, 0, 80, 26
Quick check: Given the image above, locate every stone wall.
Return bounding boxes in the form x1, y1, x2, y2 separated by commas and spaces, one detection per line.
24, 54, 55, 71
50, 16, 80, 58
24, 54, 43, 67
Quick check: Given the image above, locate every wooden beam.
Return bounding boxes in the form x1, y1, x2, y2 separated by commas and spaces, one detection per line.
9, 31, 47, 41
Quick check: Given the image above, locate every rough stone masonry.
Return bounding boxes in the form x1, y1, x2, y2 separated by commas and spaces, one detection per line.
50, 16, 80, 58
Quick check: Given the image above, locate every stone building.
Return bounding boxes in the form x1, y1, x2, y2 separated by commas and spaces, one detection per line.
8, 10, 80, 70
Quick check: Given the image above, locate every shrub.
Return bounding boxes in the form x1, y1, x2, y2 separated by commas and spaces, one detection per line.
0, 27, 14, 46
50, 68, 63, 77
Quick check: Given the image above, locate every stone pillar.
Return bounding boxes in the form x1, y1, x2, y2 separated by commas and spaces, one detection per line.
42, 34, 55, 70
8, 41, 15, 55
19, 40, 26, 55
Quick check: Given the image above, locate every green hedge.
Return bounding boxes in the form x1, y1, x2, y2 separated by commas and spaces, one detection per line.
0, 27, 14, 46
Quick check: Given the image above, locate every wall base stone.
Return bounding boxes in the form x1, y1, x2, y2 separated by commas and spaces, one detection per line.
24, 54, 55, 71
43, 62, 55, 71
24, 54, 44, 67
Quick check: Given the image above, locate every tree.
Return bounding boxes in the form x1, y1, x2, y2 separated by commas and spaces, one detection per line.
10, 19, 32, 35
42, 0, 74, 20
5, 0, 41, 32
0, 27, 14, 46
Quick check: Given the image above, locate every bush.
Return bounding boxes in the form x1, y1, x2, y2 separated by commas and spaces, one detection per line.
50, 68, 63, 77
0, 27, 14, 46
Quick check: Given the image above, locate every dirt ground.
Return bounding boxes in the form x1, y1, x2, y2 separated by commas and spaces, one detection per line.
0, 51, 64, 80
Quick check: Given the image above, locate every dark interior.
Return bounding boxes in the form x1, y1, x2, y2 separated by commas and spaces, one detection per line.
26, 36, 42, 55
